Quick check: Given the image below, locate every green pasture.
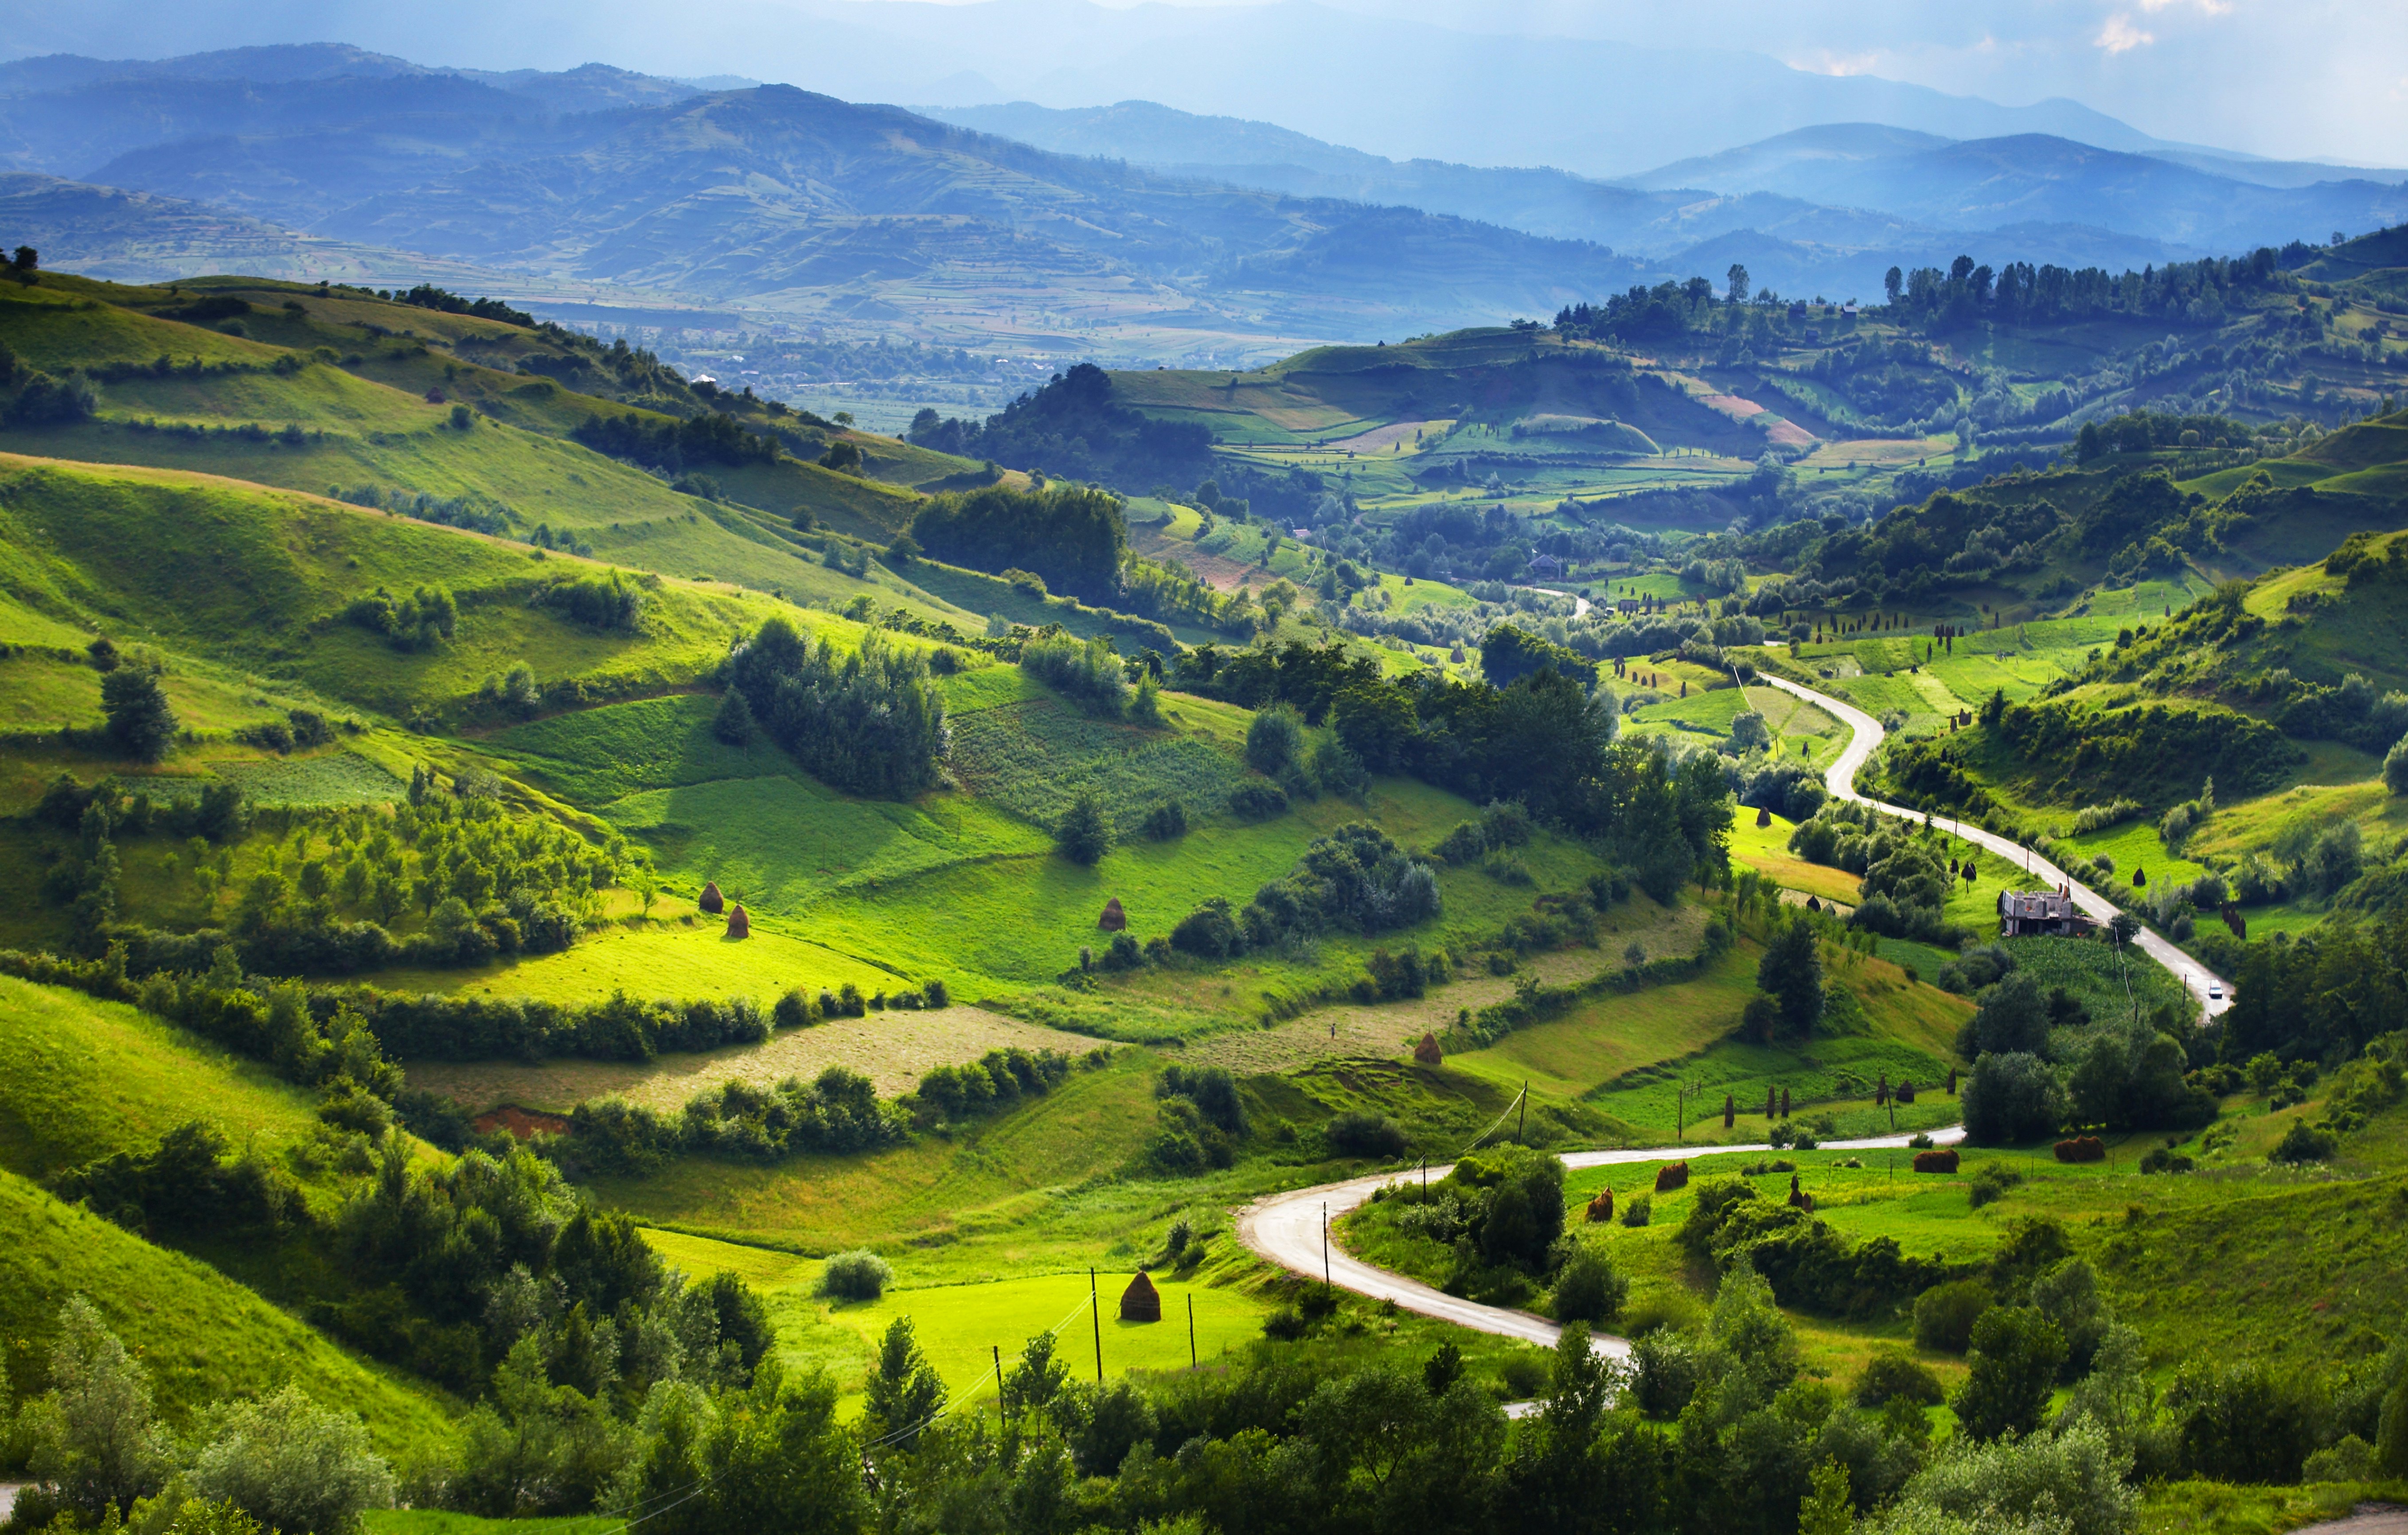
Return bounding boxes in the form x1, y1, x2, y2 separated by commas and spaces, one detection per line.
0, 974, 327, 1179
373, 916, 909, 1007
1729, 810, 1862, 904
0, 1169, 455, 1454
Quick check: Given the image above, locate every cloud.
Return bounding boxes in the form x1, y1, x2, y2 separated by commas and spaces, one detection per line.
2094, 14, 2155, 52
2137, 0, 2234, 13
1787, 48, 1884, 77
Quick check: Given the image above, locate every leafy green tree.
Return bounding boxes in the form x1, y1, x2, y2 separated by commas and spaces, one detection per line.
864, 1317, 944, 1451
1551, 1244, 1628, 1325
1054, 791, 1110, 865
1963, 1050, 2068, 1143
1954, 1306, 2067, 1440
712, 686, 755, 745
1245, 702, 1304, 775
1799, 1457, 1854, 1535
100, 663, 177, 761
1756, 916, 1825, 1036
2386, 734, 2408, 796
189, 1384, 395, 1535
1969, 971, 2050, 1056
16, 1297, 177, 1523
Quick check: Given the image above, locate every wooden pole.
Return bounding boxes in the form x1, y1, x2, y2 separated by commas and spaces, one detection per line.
993, 1344, 1004, 1422
1091, 1267, 1103, 1383
1187, 1295, 1197, 1370
1518, 1082, 1527, 1144
1321, 1204, 1331, 1289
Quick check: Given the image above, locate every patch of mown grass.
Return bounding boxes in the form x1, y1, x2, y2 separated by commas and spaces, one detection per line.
1729, 809, 1863, 904
1444, 944, 1764, 1102
488, 691, 801, 805
605, 774, 1047, 915
367, 915, 912, 1011
948, 698, 1251, 833
0, 1168, 454, 1455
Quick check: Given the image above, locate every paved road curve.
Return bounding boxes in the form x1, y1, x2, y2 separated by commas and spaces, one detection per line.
1237, 1129, 1966, 1362
1755, 671, 2232, 1019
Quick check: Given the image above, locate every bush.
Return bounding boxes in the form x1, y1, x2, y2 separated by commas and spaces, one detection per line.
1967, 1161, 2024, 1208
2170, 1360, 2327, 1484
1954, 1306, 2068, 1440
1229, 782, 1288, 819
1620, 1193, 1652, 1227
1962, 1051, 2068, 1144
819, 1249, 894, 1301
1140, 797, 1188, 840
1022, 630, 1130, 717
189, 1384, 396, 1535
1054, 791, 1111, 865
1245, 704, 1304, 775
1913, 1279, 1995, 1353
1857, 1348, 1947, 1408
1551, 1244, 1629, 1324
2387, 735, 2408, 796
2269, 1119, 2339, 1164
1323, 1111, 1408, 1159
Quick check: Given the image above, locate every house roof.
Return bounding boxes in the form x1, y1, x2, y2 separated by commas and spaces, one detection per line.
1999, 890, 2077, 920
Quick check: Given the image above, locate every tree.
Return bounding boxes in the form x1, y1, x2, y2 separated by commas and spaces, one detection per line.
864, 1317, 945, 1450
17, 1297, 177, 1523
100, 662, 177, 761
1884, 266, 1904, 306
2385, 734, 2408, 795
1728, 263, 1752, 309
1962, 1051, 2067, 1144
1954, 1306, 2066, 1440
1970, 971, 2050, 1056
189, 1385, 396, 1535
1756, 916, 1825, 1036
713, 686, 756, 745
1055, 791, 1109, 865
1245, 703, 1304, 775
1799, 1457, 1854, 1535
1551, 1244, 1628, 1324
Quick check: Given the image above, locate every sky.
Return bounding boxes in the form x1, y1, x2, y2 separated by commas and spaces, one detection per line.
1019, 0, 2402, 165
1344, 0, 2408, 164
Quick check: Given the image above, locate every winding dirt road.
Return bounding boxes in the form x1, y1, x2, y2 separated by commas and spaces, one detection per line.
1754, 672, 2231, 1018
1237, 1130, 1966, 1361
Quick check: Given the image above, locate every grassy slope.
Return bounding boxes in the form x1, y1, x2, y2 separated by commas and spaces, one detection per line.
0, 976, 452, 1452
0, 974, 328, 1179
0, 1169, 455, 1454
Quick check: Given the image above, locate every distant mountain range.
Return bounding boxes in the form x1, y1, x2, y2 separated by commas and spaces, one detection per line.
2, 44, 2397, 355
0, 0, 2262, 177
0, 51, 1651, 347
925, 103, 2408, 296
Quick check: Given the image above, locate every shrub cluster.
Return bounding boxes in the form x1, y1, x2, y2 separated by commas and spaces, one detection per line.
1170, 822, 1440, 958
566, 1067, 906, 1174
726, 619, 949, 799
913, 1047, 1074, 1122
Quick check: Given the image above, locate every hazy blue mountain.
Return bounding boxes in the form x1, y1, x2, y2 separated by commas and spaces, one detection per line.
1627, 129, 2408, 252
0, 0, 2182, 177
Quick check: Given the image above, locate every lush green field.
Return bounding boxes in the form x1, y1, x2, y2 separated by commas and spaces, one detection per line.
0, 1169, 456, 1453
0, 974, 327, 1179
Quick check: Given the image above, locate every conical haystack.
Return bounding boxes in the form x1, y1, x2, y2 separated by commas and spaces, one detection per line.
726, 904, 749, 939
1120, 1270, 1162, 1322
1413, 1032, 1442, 1066
699, 881, 724, 914
1098, 896, 1128, 931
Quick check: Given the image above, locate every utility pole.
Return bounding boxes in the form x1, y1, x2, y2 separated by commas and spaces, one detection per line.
1518, 1082, 1528, 1144
993, 1344, 1004, 1423
1188, 1295, 1197, 1370
1322, 1203, 1331, 1289
1090, 1267, 1102, 1384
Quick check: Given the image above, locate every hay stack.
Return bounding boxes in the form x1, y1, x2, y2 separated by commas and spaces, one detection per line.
699, 881, 724, 915
726, 904, 750, 939
2053, 1136, 2106, 1163
1654, 1160, 1689, 1193
1585, 1187, 1615, 1224
1756, 805, 1772, 828
1912, 1148, 1959, 1174
1413, 1032, 1442, 1066
1119, 1271, 1162, 1322
1098, 896, 1128, 932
